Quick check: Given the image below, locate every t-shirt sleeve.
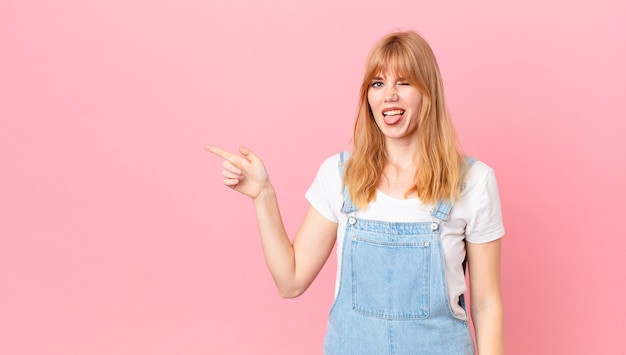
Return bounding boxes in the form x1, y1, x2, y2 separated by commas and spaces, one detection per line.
465, 167, 505, 244
305, 155, 342, 223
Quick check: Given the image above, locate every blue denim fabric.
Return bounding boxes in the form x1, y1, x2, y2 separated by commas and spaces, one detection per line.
323, 152, 475, 354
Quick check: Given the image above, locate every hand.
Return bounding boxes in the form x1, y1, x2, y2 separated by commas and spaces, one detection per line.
205, 145, 270, 200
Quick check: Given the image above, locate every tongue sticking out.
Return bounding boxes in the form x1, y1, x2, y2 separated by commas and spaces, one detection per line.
383, 113, 403, 125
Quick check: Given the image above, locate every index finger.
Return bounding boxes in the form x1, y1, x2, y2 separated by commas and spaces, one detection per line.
204, 145, 239, 162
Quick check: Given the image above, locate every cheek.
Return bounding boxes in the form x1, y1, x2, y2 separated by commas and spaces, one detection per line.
409, 91, 422, 106
367, 90, 381, 107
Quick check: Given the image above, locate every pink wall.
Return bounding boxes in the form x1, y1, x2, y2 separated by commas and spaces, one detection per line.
1, 0, 625, 354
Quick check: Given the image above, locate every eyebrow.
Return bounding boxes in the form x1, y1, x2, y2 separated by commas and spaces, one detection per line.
371, 76, 408, 82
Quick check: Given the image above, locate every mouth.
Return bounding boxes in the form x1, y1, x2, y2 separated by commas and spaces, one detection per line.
383, 109, 405, 116
382, 109, 405, 125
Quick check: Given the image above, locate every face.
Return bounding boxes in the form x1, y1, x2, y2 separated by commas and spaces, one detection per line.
367, 71, 423, 143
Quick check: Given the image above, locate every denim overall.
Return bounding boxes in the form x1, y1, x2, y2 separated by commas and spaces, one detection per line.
323, 152, 475, 355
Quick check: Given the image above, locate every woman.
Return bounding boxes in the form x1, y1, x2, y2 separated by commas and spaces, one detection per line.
206, 31, 504, 354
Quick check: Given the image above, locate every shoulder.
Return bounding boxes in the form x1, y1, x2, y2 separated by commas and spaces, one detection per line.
309, 152, 345, 188
464, 158, 497, 191
457, 158, 502, 216
459, 158, 505, 242
315, 152, 352, 177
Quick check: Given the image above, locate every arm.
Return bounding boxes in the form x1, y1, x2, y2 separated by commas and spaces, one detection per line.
206, 145, 337, 298
466, 238, 504, 355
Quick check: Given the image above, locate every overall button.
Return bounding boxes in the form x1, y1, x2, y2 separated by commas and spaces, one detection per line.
348, 217, 357, 225
430, 222, 439, 231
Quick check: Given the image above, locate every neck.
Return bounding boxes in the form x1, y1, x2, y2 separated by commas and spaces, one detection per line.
384, 139, 419, 170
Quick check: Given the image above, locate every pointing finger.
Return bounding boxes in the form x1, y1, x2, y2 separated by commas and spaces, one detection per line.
205, 145, 239, 162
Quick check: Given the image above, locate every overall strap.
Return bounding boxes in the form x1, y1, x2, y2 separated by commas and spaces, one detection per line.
338, 151, 357, 214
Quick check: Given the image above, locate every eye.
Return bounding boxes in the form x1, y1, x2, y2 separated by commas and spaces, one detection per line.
371, 81, 384, 88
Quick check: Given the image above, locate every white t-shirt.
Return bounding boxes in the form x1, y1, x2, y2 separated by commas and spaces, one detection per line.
305, 153, 505, 319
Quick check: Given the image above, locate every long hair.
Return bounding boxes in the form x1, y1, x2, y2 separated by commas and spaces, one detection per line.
343, 31, 466, 208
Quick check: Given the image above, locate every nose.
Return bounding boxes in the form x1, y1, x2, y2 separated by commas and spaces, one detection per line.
384, 85, 398, 102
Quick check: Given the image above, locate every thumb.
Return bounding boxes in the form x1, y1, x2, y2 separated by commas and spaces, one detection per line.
239, 146, 257, 161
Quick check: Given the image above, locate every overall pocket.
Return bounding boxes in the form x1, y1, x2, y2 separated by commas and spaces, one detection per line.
351, 234, 431, 320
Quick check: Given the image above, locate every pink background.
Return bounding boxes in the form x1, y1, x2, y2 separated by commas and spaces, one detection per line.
1, 0, 625, 354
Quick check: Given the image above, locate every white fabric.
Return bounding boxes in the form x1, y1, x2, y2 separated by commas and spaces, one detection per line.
305, 153, 505, 319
